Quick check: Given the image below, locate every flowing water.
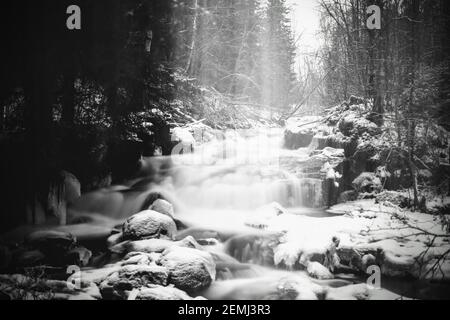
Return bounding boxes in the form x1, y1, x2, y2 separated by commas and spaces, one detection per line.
68, 125, 450, 299
164, 127, 337, 299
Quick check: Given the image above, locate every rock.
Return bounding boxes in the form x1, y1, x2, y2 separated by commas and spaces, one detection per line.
82, 282, 102, 300
124, 239, 173, 254
64, 246, 92, 267
227, 233, 281, 266
352, 172, 382, 193
323, 236, 341, 272
348, 95, 365, 105
98, 272, 127, 300
26, 230, 76, 254
121, 252, 160, 266
118, 265, 168, 286
197, 238, 220, 246
123, 236, 200, 255
176, 236, 203, 250
284, 130, 314, 149
106, 232, 123, 248
337, 190, 358, 204
81, 264, 122, 284
136, 285, 195, 300
149, 199, 175, 219
99, 265, 169, 299
307, 261, 334, 280
375, 191, 410, 208
159, 246, 216, 292
122, 210, 177, 241
25, 230, 77, 266
175, 228, 221, 241
336, 246, 363, 271
337, 114, 380, 137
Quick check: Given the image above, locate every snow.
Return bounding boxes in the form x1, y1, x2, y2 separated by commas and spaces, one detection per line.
258, 200, 450, 280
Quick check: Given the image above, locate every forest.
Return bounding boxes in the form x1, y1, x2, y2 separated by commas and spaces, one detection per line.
0, 0, 297, 230
0, 0, 450, 301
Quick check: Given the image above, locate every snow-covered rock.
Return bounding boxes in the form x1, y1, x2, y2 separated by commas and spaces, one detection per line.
338, 113, 380, 137
121, 252, 161, 266
99, 265, 169, 299
352, 172, 382, 193
65, 246, 92, 266
306, 261, 333, 280
159, 246, 216, 292
267, 199, 450, 281
121, 236, 201, 254
149, 199, 175, 219
122, 210, 177, 240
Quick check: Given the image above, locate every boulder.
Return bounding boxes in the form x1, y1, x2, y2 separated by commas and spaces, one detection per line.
306, 261, 333, 280
338, 114, 380, 137
159, 246, 216, 292
124, 236, 200, 254
121, 252, 161, 266
99, 265, 169, 299
149, 199, 175, 219
25, 230, 77, 265
336, 246, 363, 271
122, 210, 177, 241
118, 265, 168, 286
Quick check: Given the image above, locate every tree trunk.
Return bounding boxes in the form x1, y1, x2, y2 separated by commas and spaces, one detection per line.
407, 120, 419, 209
185, 0, 198, 75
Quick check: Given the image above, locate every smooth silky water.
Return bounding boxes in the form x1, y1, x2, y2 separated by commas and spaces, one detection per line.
69, 126, 450, 300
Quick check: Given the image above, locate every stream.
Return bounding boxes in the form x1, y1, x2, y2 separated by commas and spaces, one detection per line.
63, 124, 450, 300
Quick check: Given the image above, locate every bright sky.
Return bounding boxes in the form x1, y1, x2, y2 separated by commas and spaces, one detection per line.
285, 0, 323, 74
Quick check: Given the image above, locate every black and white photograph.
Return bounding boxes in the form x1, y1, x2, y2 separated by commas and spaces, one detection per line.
0, 0, 450, 304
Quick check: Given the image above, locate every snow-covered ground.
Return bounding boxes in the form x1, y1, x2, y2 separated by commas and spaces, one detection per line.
255, 200, 450, 281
